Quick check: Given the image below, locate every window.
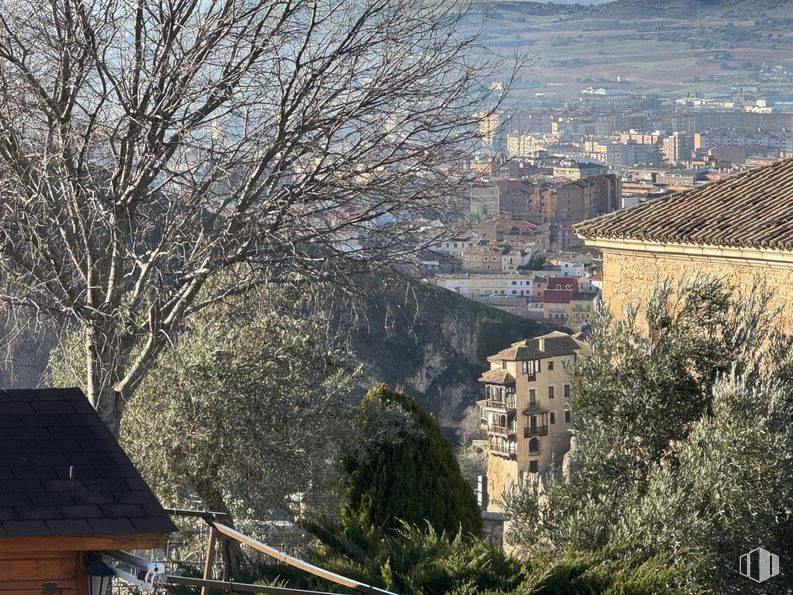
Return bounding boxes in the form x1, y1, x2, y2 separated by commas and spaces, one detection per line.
529, 438, 539, 453
564, 384, 571, 398
550, 412, 555, 424
529, 460, 538, 473
528, 388, 536, 404
547, 360, 554, 370
564, 408, 571, 424
501, 360, 507, 370
548, 386, 554, 399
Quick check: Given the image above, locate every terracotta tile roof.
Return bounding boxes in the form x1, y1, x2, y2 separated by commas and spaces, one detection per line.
478, 369, 516, 384
487, 331, 583, 362
543, 289, 575, 304
547, 277, 579, 291
574, 158, 793, 249
0, 388, 176, 538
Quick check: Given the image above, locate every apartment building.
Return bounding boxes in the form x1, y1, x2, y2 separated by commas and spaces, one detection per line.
470, 180, 537, 216
479, 331, 589, 511
662, 132, 693, 163
434, 273, 536, 298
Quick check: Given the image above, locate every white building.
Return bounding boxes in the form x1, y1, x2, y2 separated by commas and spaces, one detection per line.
433, 273, 535, 298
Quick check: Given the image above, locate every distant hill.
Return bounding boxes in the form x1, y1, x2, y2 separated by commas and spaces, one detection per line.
469, 0, 793, 95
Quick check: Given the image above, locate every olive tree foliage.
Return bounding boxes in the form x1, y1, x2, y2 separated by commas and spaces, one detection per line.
504, 276, 793, 593
116, 290, 361, 520
0, 0, 513, 429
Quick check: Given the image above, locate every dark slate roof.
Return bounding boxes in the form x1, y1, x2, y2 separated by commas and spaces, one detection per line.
0, 388, 176, 538
487, 331, 583, 362
574, 158, 793, 249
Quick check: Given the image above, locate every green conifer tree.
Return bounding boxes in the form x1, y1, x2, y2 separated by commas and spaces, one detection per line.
342, 385, 482, 536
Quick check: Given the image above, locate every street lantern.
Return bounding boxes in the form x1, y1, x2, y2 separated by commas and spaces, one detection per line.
85, 555, 115, 595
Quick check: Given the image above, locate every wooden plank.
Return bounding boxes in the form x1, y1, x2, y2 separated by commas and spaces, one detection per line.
0, 557, 76, 580
0, 532, 169, 552
0, 578, 78, 592
0, 551, 76, 560
163, 507, 229, 520
167, 575, 338, 595
212, 523, 396, 595
200, 526, 217, 595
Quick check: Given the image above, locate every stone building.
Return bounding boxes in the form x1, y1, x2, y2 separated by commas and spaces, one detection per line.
478, 331, 589, 512
574, 158, 793, 327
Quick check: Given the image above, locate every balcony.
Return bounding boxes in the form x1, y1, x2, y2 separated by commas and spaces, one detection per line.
524, 425, 548, 437
489, 442, 517, 460
487, 424, 517, 438
523, 402, 548, 415
479, 398, 517, 411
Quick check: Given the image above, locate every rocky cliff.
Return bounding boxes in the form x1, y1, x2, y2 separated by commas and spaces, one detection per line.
344, 281, 556, 436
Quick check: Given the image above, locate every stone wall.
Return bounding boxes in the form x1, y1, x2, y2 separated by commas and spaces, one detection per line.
601, 248, 793, 330
481, 511, 505, 546
486, 455, 518, 513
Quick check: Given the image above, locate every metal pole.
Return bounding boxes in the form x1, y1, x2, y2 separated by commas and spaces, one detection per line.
200, 526, 217, 595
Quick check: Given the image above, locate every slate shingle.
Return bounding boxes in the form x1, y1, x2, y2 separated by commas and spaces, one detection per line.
0, 388, 176, 538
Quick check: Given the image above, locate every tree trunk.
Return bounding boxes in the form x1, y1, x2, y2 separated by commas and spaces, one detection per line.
194, 479, 245, 578
85, 325, 128, 435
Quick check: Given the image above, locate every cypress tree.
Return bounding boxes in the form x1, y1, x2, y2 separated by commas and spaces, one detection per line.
342, 385, 482, 536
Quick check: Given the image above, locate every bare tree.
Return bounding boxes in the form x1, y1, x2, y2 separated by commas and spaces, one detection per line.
0, 0, 514, 429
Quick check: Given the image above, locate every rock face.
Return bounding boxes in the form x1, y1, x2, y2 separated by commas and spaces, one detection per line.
562, 432, 580, 483
344, 281, 555, 436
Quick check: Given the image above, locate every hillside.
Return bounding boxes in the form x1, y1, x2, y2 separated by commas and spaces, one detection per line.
344, 281, 555, 434
470, 0, 793, 96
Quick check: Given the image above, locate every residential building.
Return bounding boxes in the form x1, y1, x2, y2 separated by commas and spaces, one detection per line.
574, 158, 793, 328
434, 273, 536, 298
552, 160, 609, 180
479, 332, 589, 512
606, 140, 653, 166
462, 244, 507, 272
540, 175, 622, 225
568, 292, 599, 320
470, 180, 537, 216
432, 234, 476, 257
502, 248, 532, 271
542, 289, 576, 320
506, 133, 547, 158
662, 132, 692, 163
547, 277, 579, 292
473, 215, 551, 251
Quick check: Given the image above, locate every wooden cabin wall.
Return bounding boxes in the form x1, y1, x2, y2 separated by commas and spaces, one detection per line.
0, 551, 86, 594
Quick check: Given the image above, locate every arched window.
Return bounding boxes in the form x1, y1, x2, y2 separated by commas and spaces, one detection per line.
529, 438, 539, 453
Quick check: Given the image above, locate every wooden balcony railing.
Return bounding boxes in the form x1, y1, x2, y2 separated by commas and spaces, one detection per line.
489, 442, 517, 459
482, 398, 517, 411
524, 425, 548, 437
487, 424, 516, 438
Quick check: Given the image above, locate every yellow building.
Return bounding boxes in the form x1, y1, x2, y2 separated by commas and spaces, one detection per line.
568, 292, 599, 320
574, 158, 793, 328
478, 331, 589, 512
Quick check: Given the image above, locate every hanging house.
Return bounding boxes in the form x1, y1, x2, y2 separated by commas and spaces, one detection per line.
0, 388, 175, 593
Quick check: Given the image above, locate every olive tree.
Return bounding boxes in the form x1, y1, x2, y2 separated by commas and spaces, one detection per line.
0, 0, 512, 429
504, 277, 793, 593
118, 287, 362, 574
